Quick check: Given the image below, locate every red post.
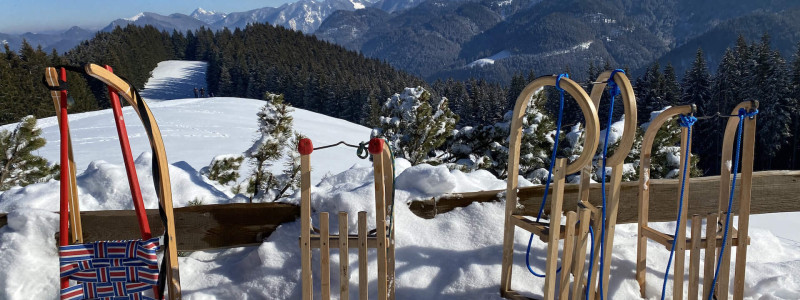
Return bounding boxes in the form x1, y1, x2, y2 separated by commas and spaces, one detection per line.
58, 68, 70, 291
105, 65, 151, 239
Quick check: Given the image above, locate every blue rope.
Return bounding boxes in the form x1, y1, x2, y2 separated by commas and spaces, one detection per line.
593, 69, 625, 300
660, 114, 697, 300
524, 73, 568, 277
707, 108, 757, 300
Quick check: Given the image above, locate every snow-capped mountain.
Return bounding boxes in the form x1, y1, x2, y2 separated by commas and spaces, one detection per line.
210, 0, 379, 33
189, 8, 227, 24
103, 12, 209, 32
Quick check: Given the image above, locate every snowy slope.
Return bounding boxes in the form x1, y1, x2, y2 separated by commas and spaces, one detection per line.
1, 61, 799, 299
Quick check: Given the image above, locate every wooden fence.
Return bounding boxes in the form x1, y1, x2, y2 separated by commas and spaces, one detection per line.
1, 170, 798, 250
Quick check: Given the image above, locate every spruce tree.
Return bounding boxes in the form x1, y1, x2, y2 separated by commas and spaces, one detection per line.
790, 42, 800, 169
683, 48, 714, 174
372, 87, 457, 165
245, 93, 300, 202
0, 116, 59, 190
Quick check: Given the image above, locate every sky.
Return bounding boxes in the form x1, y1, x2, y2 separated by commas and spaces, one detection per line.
0, 0, 295, 34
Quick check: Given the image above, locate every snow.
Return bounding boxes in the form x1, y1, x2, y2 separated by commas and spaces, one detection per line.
1, 61, 799, 299
598, 115, 625, 150
125, 12, 146, 22
351, 0, 366, 9
541, 41, 593, 58
467, 50, 511, 68
141, 61, 208, 100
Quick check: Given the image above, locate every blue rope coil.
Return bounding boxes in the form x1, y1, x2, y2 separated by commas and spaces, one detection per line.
707, 108, 757, 300
525, 73, 568, 278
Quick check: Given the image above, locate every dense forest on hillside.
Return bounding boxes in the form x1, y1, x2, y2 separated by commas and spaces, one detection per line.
1, 22, 799, 174
0, 24, 423, 125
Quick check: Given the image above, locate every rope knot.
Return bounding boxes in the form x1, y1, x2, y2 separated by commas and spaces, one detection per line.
606, 69, 625, 98
555, 73, 569, 92
739, 108, 759, 119
678, 114, 697, 127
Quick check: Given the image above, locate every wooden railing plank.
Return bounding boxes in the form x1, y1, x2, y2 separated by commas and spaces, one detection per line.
408, 170, 800, 223
0, 203, 299, 251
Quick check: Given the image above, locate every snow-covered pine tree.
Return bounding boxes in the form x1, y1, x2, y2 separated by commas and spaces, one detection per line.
445, 88, 556, 181
0, 116, 59, 190
372, 87, 457, 165
246, 93, 300, 202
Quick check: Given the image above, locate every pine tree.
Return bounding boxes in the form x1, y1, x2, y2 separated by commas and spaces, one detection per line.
372, 87, 458, 165
751, 34, 794, 169
245, 93, 299, 202
0, 116, 59, 190
683, 48, 714, 174
663, 63, 682, 106
790, 42, 800, 169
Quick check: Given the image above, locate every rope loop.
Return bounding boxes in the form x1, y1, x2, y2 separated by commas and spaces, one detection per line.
606, 69, 625, 99
356, 141, 370, 159
555, 73, 569, 93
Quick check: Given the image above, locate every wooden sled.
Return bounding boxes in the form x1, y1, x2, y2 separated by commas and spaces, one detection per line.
45, 64, 182, 299
581, 70, 637, 300
636, 101, 757, 300
500, 75, 600, 300
298, 138, 396, 300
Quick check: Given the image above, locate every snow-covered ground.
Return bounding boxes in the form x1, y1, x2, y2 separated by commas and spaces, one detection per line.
1, 61, 799, 299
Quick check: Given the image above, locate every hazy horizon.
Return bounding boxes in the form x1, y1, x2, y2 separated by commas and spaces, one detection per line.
0, 0, 296, 34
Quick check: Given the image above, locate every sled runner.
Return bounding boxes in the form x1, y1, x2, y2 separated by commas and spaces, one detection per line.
44, 64, 182, 300
298, 138, 396, 300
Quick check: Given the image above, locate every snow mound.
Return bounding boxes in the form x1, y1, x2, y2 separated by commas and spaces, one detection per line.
396, 164, 457, 196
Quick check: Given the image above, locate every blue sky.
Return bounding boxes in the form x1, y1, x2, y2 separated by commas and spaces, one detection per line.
0, 0, 294, 34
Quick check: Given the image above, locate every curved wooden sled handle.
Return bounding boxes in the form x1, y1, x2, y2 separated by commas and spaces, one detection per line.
588, 70, 637, 166
507, 75, 600, 179
84, 63, 183, 299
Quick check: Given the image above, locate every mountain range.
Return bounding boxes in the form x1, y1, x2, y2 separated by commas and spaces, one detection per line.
317, 0, 800, 82
3, 0, 800, 84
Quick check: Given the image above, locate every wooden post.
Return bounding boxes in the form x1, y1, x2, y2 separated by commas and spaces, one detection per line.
543, 158, 567, 300
358, 212, 368, 300
573, 206, 591, 298
673, 125, 692, 300
321, 213, 331, 300
703, 214, 718, 299
733, 106, 757, 300
382, 147, 396, 300
300, 154, 313, 300
689, 214, 702, 300
560, 211, 577, 299
372, 147, 388, 300
339, 212, 350, 300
